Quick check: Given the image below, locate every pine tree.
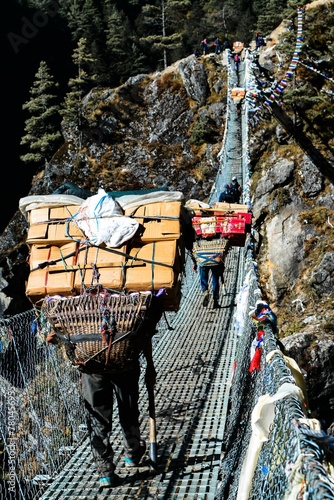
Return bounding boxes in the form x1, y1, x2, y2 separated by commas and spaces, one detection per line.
256, 0, 286, 36
63, 0, 103, 41
105, 3, 133, 82
20, 60, 61, 166
60, 0, 110, 84
138, 0, 189, 69
60, 37, 97, 147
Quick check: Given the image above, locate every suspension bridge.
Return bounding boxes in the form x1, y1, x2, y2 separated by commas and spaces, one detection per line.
1, 36, 334, 500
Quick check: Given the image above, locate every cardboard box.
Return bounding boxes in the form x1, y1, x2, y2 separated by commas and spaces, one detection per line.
27, 221, 84, 245
231, 88, 246, 99
76, 244, 127, 268
28, 242, 78, 271
192, 216, 217, 237
218, 217, 245, 235
26, 268, 76, 303
125, 240, 179, 292
125, 202, 181, 242
213, 202, 252, 227
239, 212, 252, 225
26, 205, 85, 245
74, 267, 125, 292
213, 202, 249, 213
28, 205, 80, 225
233, 41, 244, 52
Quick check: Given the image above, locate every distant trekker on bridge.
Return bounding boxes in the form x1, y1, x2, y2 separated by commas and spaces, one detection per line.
255, 32, 266, 50
213, 36, 221, 54
233, 53, 240, 72
219, 184, 235, 203
200, 37, 208, 55
230, 176, 242, 203
219, 177, 242, 204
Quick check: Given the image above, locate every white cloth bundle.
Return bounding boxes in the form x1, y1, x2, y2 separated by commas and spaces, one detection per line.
72, 188, 139, 247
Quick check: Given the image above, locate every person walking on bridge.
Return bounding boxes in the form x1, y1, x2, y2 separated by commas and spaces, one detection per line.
213, 36, 221, 54
230, 176, 242, 203
46, 299, 164, 489
201, 37, 207, 55
192, 238, 230, 309
219, 177, 242, 204
234, 53, 240, 72
81, 301, 163, 488
198, 259, 224, 309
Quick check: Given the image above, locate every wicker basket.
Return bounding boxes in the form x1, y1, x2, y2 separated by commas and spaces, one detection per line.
193, 238, 230, 267
42, 291, 153, 372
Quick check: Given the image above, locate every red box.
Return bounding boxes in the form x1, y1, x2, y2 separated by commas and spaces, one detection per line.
223, 217, 246, 235
237, 213, 252, 225
192, 216, 218, 237
215, 217, 229, 234
192, 216, 246, 238
213, 202, 252, 233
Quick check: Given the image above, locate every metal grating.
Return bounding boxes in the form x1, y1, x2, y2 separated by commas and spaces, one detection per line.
39, 246, 244, 499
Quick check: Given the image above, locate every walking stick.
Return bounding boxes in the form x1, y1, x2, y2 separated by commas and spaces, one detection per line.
147, 383, 157, 470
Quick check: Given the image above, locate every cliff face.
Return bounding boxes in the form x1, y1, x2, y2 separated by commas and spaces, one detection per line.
250, 135, 334, 428
0, 26, 333, 432
248, 2, 334, 430
0, 53, 228, 315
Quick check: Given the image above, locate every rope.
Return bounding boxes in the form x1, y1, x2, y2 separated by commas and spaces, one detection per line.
298, 60, 334, 84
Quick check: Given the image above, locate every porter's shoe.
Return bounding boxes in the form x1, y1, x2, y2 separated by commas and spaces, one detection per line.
213, 299, 220, 309
202, 290, 209, 307
125, 440, 146, 467
99, 473, 122, 488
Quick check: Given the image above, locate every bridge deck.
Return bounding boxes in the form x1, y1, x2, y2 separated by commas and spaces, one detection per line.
40, 246, 244, 500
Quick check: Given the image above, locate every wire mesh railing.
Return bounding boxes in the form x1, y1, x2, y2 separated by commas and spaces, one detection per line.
0, 311, 86, 500
215, 243, 334, 499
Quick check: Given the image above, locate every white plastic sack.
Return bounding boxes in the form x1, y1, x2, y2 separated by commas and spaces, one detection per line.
73, 188, 139, 247
19, 194, 84, 219
185, 199, 211, 210
77, 215, 139, 247
117, 191, 184, 211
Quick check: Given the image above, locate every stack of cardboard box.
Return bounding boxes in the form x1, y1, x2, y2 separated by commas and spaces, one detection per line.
25, 200, 184, 311
25, 205, 84, 300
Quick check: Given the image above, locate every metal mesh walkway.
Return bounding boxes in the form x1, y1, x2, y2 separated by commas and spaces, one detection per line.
40, 247, 245, 499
